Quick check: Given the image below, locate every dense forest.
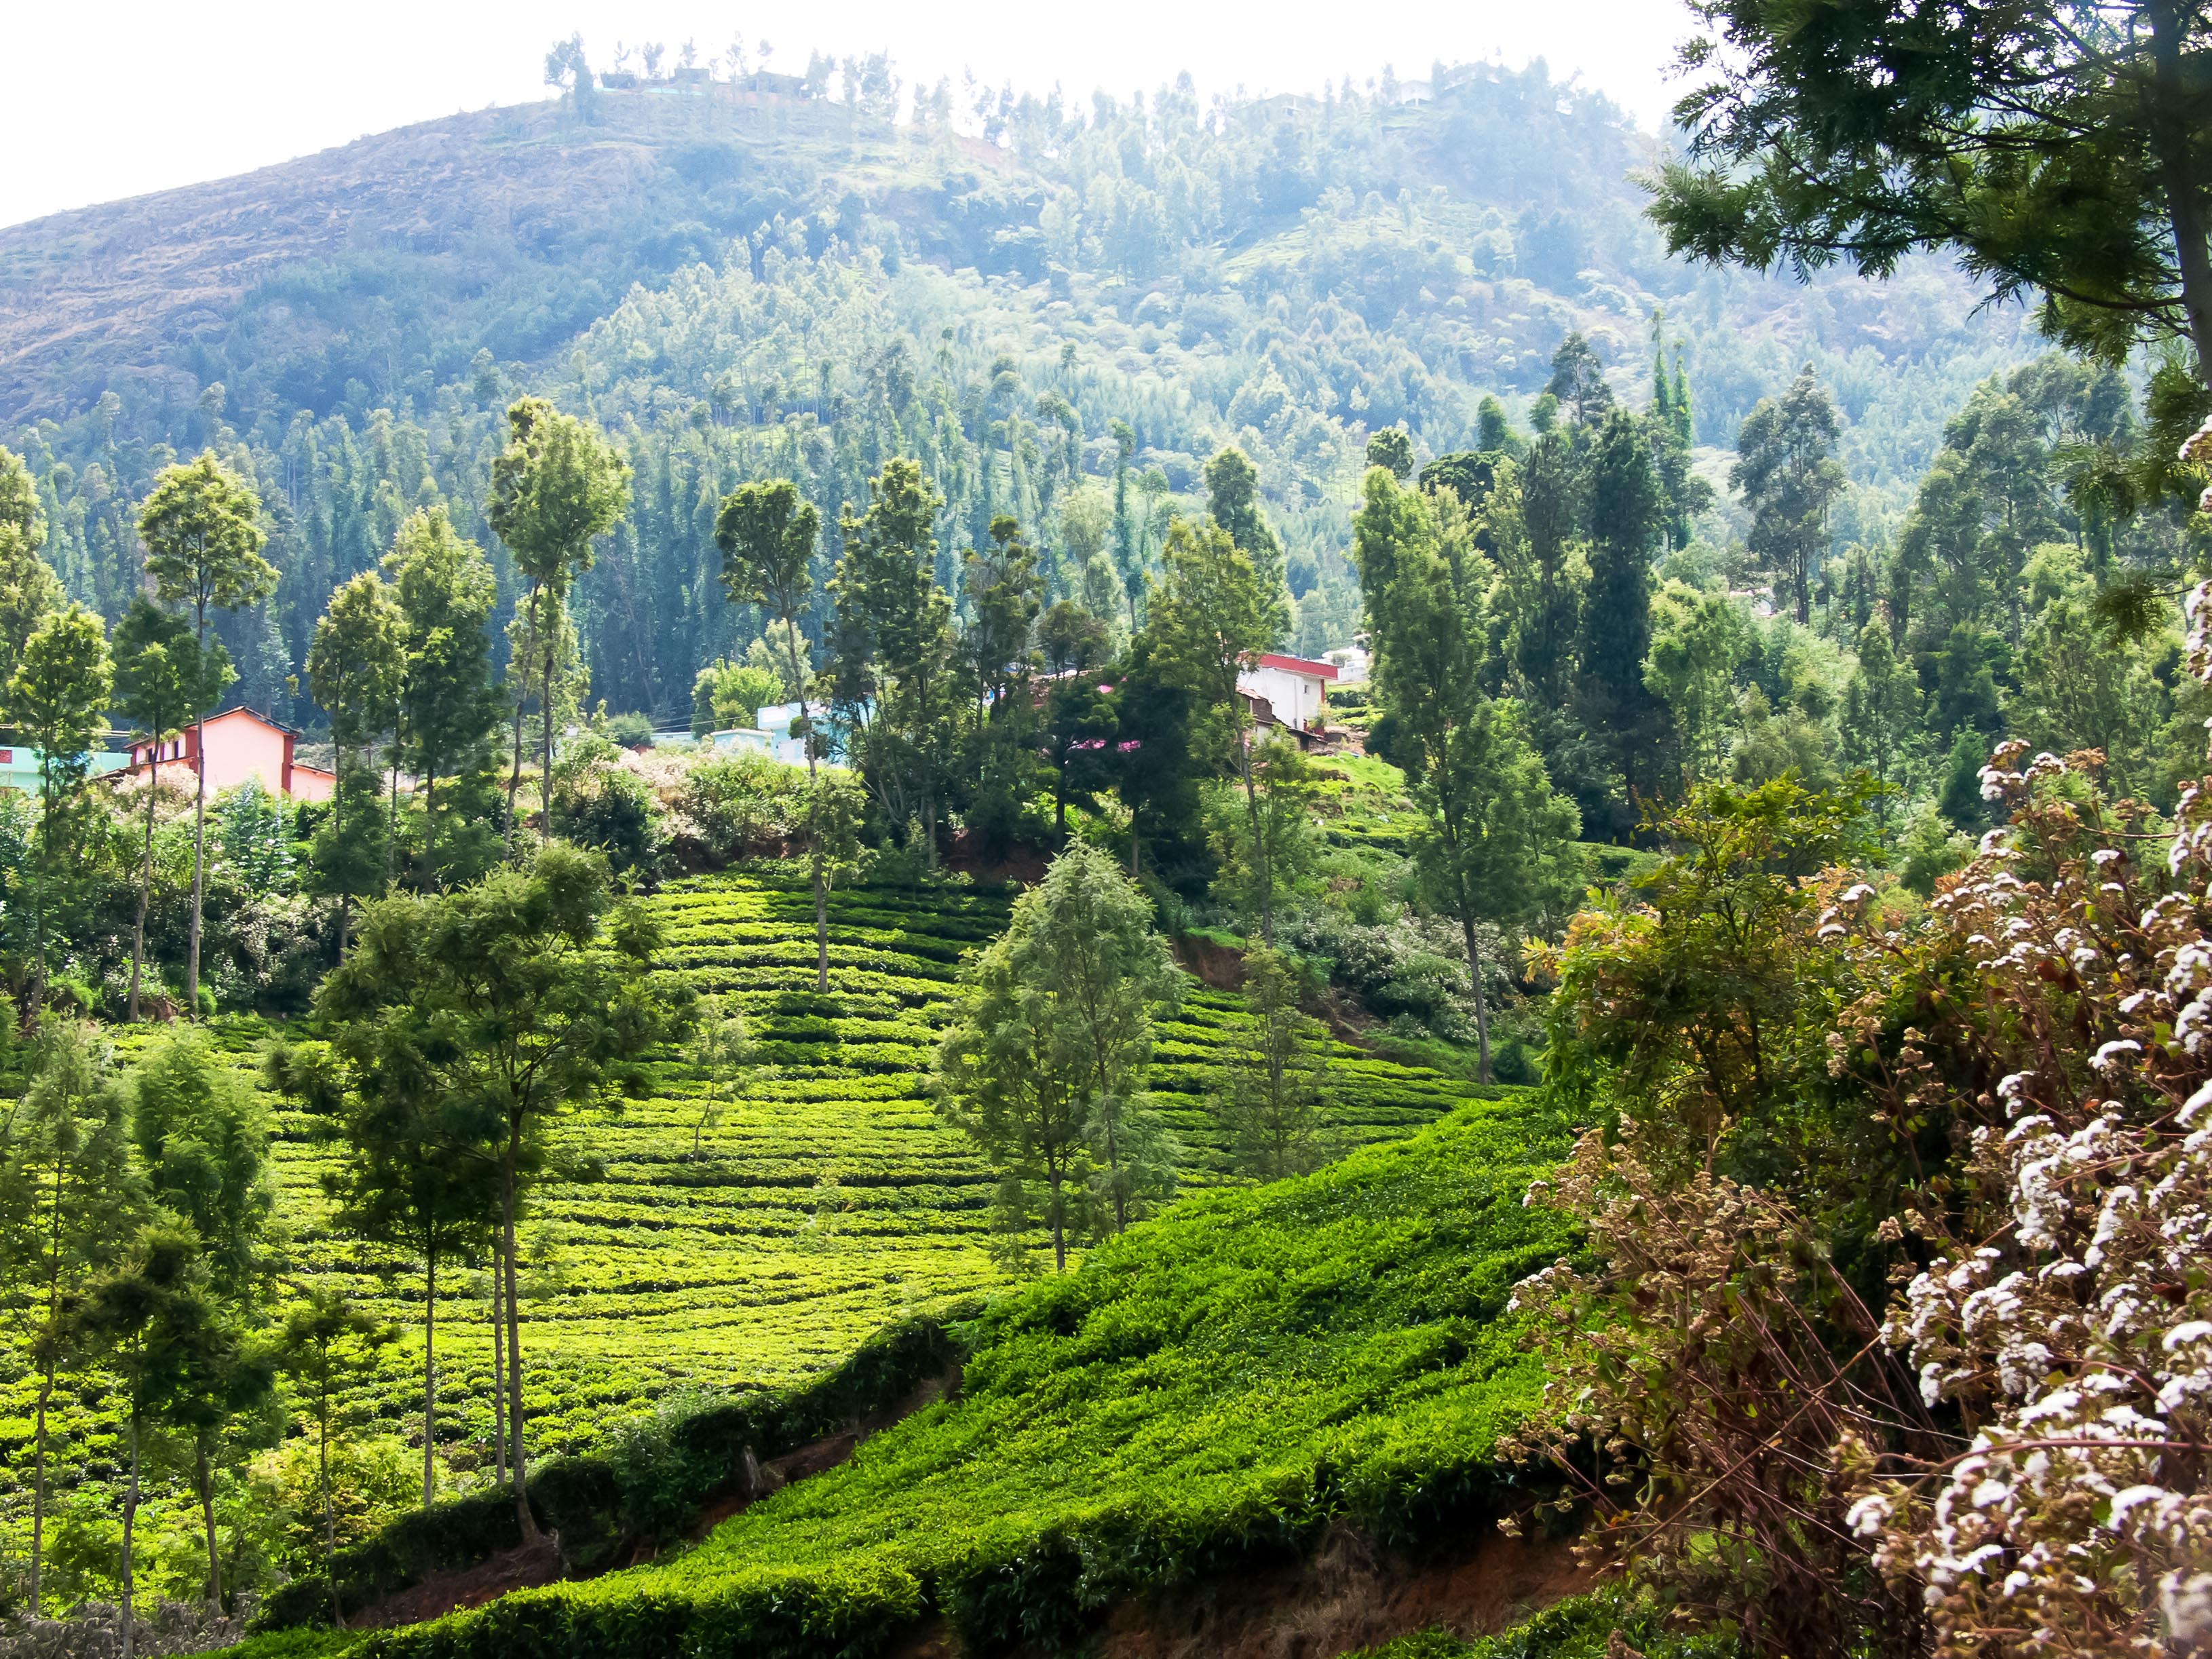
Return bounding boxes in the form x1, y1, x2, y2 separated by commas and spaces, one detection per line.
0, 7, 2206, 1658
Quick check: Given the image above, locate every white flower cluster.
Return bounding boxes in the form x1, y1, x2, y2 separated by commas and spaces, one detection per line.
1850, 589, 2212, 1656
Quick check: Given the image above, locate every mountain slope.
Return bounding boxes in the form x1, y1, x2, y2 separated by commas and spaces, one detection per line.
1, 69, 2035, 730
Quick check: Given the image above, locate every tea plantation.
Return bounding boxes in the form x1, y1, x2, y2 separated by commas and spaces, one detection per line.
322, 1093, 1578, 1659
12, 871, 1497, 1483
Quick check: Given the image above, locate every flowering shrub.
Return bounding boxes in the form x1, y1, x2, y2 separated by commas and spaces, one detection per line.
1836, 723, 2212, 1654
1517, 600, 2212, 1656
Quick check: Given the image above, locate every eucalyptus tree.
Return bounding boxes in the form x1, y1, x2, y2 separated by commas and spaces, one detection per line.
0, 1022, 139, 1614
385, 507, 506, 888
488, 400, 630, 850
137, 454, 278, 1012
113, 598, 231, 1020
715, 479, 832, 984
311, 843, 690, 1540
307, 572, 404, 939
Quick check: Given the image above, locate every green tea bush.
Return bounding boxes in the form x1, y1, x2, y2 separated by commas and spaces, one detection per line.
347, 1099, 1576, 1659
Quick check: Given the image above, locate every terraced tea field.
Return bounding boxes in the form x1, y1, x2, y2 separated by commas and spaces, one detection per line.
1, 871, 1497, 1495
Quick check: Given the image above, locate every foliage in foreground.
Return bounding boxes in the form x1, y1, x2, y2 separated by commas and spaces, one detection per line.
328, 1097, 1571, 1659
1512, 587, 2212, 1656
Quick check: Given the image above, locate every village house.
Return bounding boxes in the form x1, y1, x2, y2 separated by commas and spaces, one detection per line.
0, 745, 132, 793
1236, 652, 1339, 735
122, 706, 336, 802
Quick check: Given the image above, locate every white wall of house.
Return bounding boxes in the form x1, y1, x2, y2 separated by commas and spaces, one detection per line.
1237, 662, 1327, 731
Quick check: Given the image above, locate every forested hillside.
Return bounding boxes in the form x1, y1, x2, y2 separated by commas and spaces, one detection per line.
3, 63, 2030, 725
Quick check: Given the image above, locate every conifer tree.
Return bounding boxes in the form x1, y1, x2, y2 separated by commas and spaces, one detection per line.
1582, 410, 1666, 788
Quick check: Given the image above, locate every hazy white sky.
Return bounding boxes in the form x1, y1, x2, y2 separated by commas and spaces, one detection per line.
1, 0, 1696, 229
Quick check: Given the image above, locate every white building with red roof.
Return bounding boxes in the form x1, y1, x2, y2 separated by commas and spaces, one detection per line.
1236, 652, 1339, 734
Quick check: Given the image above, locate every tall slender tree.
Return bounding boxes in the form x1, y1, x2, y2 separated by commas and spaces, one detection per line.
274, 1289, 396, 1622
714, 480, 831, 985
75, 1223, 214, 1656
385, 508, 506, 889
137, 454, 278, 1014
831, 459, 957, 862
487, 400, 630, 850
0, 446, 62, 697
311, 844, 689, 1541
1354, 469, 1581, 1080
1733, 367, 1846, 626
9, 607, 113, 1003
132, 1031, 275, 1609
112, 600, 230, 1021
307, 573, 405, 942
1141, 518, 1282, 940
0, 1022, 140, 1614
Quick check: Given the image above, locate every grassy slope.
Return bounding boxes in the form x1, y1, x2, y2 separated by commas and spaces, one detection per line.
0, 871, 1496, 1492
347, 1094, 1574, 1659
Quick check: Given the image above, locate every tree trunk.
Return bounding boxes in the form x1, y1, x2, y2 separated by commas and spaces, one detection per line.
130, 760, 158, 1020
501, 1145, 537, 1541
422, 1249, 438, 1508
1457, 905, 1491, 1086
385, 739, 401, 890
197, 1438, 221, 1608
539, 595, 558, 835
187, 602, 210, 1014
490, 1240, 506, 1483
29, 764, 49, 1008
322, 1401, 340, 1627
505, 586, 537, 856
32, 1167, 60, 1616
1238, 723, 1274, 947
121, 1412, 139, 1659
336, 736, 352, 954
784, 630, 831, 992
1049, 1164, 1066, 1273
422, 769, 438, 891
2148, 0, 2212, 381
31, 1361, 50, 1614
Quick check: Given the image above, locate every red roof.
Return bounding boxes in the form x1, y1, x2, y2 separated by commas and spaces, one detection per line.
1253, 653, 1341, 682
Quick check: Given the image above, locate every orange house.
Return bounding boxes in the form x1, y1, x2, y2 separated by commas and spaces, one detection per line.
123, 707, 336, 803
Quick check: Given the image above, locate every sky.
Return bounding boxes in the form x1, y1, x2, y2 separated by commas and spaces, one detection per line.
1, 0, 1696, 229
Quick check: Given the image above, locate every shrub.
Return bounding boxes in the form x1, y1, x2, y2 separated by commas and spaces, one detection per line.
672, 755, 808, 864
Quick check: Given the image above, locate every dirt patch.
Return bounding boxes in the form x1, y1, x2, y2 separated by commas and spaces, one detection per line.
1175, 933, 1246, 990
1086, 1527, 1593, 1659
943, 830, 1050, 885
345, 1534, 567, 1631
